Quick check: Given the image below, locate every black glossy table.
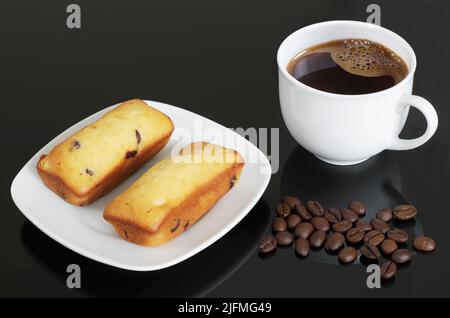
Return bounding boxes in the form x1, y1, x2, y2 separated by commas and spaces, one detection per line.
2, 0, 449, 297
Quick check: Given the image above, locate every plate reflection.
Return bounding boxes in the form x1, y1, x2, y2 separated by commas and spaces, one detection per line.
20, 199, 271, 297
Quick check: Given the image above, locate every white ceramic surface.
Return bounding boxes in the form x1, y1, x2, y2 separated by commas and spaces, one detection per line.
277, 20, 438, 165
11, 100, 271, 271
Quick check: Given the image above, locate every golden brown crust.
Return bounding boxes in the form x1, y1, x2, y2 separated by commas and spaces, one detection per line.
37, 135, 171, 205
103, 143, 245, 246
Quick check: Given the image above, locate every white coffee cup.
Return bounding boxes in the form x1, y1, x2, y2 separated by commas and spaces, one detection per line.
277, 20, 438, 165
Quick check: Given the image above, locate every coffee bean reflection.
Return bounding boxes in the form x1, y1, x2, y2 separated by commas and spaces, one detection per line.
281, 147, 423, 265
20, 199, 270, 297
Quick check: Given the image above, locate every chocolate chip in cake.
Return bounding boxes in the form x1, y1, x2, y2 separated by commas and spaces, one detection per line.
184, 221, 190, 231
230, 175, 237, 189
124, 230, 128, 239
125, 150, 138, 159
70, 139, 81, 151
135, 129, 141, 144
85, 168, 94, 176
171, 219, 180, 233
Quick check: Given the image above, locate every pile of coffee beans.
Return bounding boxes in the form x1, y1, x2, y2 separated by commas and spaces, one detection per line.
259, 197, 436, 281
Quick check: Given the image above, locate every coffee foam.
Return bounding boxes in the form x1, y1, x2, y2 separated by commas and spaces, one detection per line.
309, 39, 408, 82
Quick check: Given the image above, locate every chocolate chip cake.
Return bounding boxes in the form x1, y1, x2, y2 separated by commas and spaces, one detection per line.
103, 142, 245, 246
37, 99, 174, 205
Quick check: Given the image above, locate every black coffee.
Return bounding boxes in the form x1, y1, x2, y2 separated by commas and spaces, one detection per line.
287, 39, 408, 94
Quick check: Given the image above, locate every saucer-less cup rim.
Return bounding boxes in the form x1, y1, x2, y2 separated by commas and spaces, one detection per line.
277, 20, 417, 99
277, 20, 438, 164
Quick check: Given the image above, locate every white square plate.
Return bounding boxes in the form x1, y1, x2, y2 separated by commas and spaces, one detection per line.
11, 100, 271, 271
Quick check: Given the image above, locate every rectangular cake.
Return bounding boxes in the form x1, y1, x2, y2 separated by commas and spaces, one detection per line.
103, 142, 245, 246
37, 99, 174, 206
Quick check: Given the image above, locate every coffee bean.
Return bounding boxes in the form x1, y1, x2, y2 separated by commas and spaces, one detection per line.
360, 243, 381, 259
325, 232, 345, 251
295, 238, 310, 257
332, 220, 353, 233
355, 219, 372, 232
295, 204, 312, 221
275, 231, 294, 246
381, 261, 397, 279
393, 205, 417, 220
272, 217, 287, 232
295, 222, 315, 239
282, 196, 301, 209
324, 207, 342, 223
413, 236, 436, 252
346, 227, 365, 244
370, 218, 390, 234
340, 208, 359, 223
309, 230, 326, 248
339, 247, 357, 263
276, 202, 291, 218
387, 228, 408, 243
286, 214, 301, 230
391, 249, 412, 264
259, 235, 277, 253
307, 200, 324, 216
364, 230, 385, 246
311, 216, 330, 232
376, 208, 393, 222
380, 239, 398, 255
348, 201, 366, 216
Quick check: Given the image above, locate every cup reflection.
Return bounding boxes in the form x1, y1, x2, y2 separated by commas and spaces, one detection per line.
281, 147, 423, 265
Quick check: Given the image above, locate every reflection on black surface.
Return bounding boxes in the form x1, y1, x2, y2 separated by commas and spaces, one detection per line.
282, 147, 401, 210
281, 147, 423, 265
381, 276, 396, 288
258, 249, 277, 260
20, 199, 270, 297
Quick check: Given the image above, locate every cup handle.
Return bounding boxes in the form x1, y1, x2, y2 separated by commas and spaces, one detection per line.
388, 95, 438, 151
